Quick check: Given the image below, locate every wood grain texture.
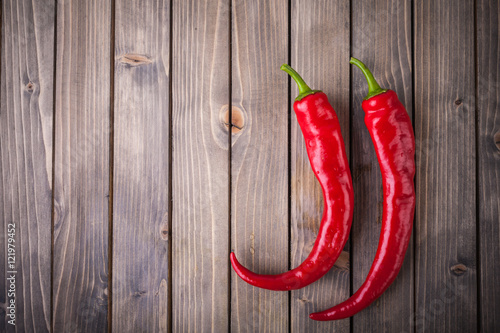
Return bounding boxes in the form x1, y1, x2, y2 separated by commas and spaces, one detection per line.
171, 0, 229, 331
112, 0, 170, 332
0, 0, 54, 331
289, 1, 350, 332
3, 1, 500, 331
477, 0, 500, 331
350, 1, 414, 332
414, 0, 477, 332
53, 0, 111, 331
231, 1, 289, 331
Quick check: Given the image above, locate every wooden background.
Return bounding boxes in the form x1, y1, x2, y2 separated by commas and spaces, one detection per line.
1, 0, 499, 332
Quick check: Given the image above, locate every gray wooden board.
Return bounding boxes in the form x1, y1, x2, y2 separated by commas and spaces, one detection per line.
477, 0, 500, 331
351, 1, 414, 332
414, 0, 477, 332
289, 0, 351, 332
0, 0, 54, 331
230, 0, 289, 331
112, 0, 170, 332
171, 0, 230, 331
52, 0, 111, 331
3, 0, 500, 331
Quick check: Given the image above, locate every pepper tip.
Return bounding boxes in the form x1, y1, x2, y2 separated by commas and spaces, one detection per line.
309, 313, 321, 321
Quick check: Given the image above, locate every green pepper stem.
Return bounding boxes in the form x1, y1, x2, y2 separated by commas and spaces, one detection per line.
349, 57, 387, 100
280, 64, 320, 101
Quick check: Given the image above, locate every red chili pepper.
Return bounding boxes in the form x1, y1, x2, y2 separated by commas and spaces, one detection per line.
230, 64, 354, 291
310, 58, 415, 321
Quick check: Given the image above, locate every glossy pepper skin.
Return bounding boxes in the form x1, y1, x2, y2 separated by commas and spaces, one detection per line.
230, 64, 354, 291
310, 58, 415, 321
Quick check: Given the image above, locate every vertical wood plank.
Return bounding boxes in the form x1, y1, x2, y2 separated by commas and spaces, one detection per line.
0, 0, 54, 331
113, 0, 170, 331
414, 0, 476, 332
53, 0, 111, 331
289, 1, 350, 332
231, 0, 289, 331
171, 0, 229, 331
477, 0, 500, 331
351, 1, 414, 332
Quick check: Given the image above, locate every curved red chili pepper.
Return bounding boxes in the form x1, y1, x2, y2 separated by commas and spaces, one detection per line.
230, 64, 354, 291
310, 58, 415, 321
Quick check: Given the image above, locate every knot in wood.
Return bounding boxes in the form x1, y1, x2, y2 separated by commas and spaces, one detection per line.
450, 263, 467, 276
160, 227, 169, 240
297, 297, 310, 304
119, 53, 153, 67
221, 105, 244, 133
26, 81, 34, 92
133, 290, 147, 298
494, 131, 500, 152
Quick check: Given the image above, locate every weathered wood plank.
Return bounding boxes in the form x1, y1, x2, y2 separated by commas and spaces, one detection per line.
477, 0, 500, 331
231, 1, 289, 331
53, 0, 111, 331
112, 0, 170, 332
289, 0, 350, 332
414, 0, 477, 332
0, 0, 54, 331
350, 1, 414, 332
171, 0, 229, 331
